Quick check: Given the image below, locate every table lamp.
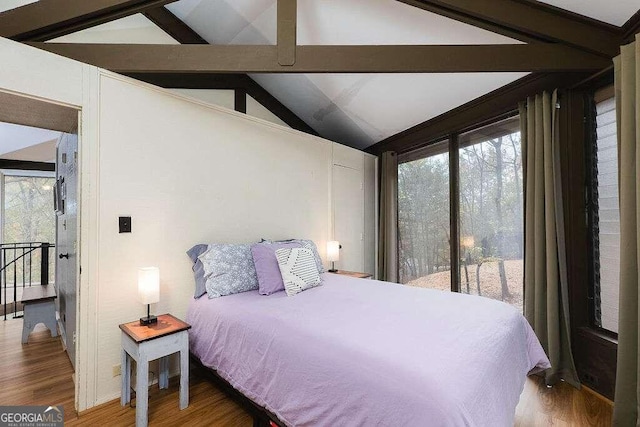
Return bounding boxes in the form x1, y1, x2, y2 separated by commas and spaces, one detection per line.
138, 267, 159, 325
327, 241, 340, 272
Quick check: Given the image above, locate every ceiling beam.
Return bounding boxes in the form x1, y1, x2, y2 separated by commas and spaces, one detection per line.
0, 160, 55, 172
30, 43, 610, 73
0, 0, 177, 42
622, 9, 640, 43
138, 7, 318, 137
366, 72, 590, 155
277, 0, 297, 66
397, 0, 621, 57
143, 7, 207, 44
126, 72, 319, 136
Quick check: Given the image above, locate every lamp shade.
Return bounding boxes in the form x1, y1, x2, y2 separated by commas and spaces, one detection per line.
138, 267, 160, 305
327, 241, 340, 262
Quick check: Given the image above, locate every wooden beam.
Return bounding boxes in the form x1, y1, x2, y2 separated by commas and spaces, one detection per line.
242, 76, 319, 136
0, 160, 55, 172
0, 0, 177, 42
397, 0, 621, 57
126, 72, 319, 136
143, 7, 207, 44
137, 7, 318, 136
366, 72, 591, 155
30, 43, 611, 73
234, 89, 247, 114
622, 9, 640, 43
0, 90, 78, 134
277, 0, 297, 66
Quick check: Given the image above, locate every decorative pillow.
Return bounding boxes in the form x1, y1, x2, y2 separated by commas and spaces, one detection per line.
251, 242, 302, 295
186, 244, 209, 299
198, 243, 259, 298
275, 247, 322, 296
263, 238, 325, 273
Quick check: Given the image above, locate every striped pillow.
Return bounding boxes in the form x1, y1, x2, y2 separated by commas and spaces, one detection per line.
275, 247, 322, 296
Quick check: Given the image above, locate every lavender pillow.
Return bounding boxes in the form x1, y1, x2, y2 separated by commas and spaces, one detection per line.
187, 244, 209, 299
262, 238, 325, 273
251, 242, 301, 295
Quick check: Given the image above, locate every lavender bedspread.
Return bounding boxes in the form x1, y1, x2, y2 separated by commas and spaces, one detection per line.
188, 273, 550, 427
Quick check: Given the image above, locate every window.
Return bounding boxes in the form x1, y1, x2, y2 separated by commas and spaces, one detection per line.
2, 172, 56, 285
458, 118, 523, 311
589, 86, 620, 334
398, 142, 450, 289
397, 117, 524, 310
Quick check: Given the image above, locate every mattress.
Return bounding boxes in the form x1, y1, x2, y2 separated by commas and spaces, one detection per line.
188, 273, 550, 426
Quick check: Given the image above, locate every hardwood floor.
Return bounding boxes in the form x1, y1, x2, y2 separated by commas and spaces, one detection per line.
0, 319, 76, 420
1, 318, 613, 426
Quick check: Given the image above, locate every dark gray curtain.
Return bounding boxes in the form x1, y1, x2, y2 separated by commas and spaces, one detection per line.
521, 90, 580, 388
613, 35, 639, 427
378, 151, 398, 282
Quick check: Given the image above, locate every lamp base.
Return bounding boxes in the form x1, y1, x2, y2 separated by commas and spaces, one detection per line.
328, 268, 338, 273
140, 315, 157, 326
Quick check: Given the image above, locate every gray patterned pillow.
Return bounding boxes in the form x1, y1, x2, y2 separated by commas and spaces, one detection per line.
275, 247, 322, 296
263, 238, 325, 273
199, 243, 259, 298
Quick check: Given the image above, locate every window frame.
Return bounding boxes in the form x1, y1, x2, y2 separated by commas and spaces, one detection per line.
396, 112, 522, 297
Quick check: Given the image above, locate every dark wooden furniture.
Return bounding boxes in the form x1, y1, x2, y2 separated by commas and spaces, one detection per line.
120, 314, 191, 427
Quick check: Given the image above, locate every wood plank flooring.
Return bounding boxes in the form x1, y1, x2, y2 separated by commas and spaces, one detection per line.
0, 320, 76, 420
1, 318, 613, 426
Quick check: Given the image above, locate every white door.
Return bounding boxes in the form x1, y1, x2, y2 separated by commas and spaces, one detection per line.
333, 165, 364, 272
55, 132, 78, 368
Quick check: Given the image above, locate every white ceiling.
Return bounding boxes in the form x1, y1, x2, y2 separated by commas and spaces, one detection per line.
167, 0, 528, 148
2, 0, 637, 149
50, 14, 178, 44
538, 0, 638, 26
0, 122, 59, 162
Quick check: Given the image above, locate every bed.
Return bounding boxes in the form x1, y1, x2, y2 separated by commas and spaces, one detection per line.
188, 273, 550, 427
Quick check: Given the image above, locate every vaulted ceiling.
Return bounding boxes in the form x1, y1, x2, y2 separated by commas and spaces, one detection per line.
0, 0, 638, 152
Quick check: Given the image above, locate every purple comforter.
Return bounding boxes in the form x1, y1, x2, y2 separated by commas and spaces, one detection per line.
188, 273, 550, 426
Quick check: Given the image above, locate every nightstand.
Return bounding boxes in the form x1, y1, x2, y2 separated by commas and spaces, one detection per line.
329, 270, 373, 279
119, 314, 191, 427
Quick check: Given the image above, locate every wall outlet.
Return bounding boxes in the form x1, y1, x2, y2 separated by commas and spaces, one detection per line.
112, 364, 121, 377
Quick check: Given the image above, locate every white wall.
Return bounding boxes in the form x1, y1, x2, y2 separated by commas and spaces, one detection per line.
0, 36, 377, 410
169, 89, 235, 111
247, 95, 290, 128
94, 73, 338, 403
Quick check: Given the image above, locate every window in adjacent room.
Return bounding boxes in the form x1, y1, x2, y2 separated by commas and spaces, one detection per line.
588, 85, 620, 334
2, 172, 56, 285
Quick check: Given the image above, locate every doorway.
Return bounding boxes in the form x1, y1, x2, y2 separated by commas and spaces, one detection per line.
0, 88, 80, 417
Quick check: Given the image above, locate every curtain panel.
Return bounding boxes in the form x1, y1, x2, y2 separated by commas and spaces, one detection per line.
520, 90, 580, 388
613, 35, 639, 427
378, 151, 398, 282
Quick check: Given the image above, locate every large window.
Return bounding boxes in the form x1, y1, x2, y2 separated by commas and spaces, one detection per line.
397, 117, 523, 310
589, 86, 620, 334
458, 119, 524, 311
398, 142, 450, 289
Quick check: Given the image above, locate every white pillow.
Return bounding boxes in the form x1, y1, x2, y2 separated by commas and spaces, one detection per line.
275, 247, 322, 296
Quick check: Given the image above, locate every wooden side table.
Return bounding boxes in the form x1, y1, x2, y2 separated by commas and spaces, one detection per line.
329, 270, 373, 279
21, 284, 58, 344
119, 314, 191, 427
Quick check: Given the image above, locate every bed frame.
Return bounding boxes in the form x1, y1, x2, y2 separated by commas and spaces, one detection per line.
190, 354, 286, 427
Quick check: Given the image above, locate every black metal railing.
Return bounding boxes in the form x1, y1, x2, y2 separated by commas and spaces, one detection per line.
0, 242, 55, 320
